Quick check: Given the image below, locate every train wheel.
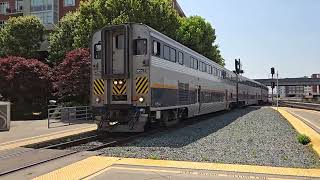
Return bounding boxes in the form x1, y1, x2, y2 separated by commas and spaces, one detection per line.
161, 110, 180, 127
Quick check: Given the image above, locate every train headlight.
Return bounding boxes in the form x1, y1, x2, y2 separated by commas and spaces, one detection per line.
95, 97, 101, 103
138, 97, 144, 103
119, 80, 123, 85
113, 80, 118, 85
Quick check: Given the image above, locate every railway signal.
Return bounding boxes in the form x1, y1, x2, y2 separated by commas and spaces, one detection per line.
270, 67, 275, 104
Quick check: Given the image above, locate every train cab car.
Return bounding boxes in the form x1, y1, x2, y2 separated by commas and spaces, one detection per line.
91, 23, 268, 132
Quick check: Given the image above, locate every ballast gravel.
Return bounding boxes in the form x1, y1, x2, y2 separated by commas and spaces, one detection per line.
99, 107, 320, 168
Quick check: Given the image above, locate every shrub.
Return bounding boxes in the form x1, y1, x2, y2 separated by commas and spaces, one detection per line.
0, 16, 45, 58
297, 134, 311, 145
0, 56, 52, 119
53, 48, 91, 105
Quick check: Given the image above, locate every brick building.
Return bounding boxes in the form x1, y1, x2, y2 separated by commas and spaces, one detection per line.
1, 0, 185, 28
0, 0, 23, 26
0, 0, 82, 29
1, 0, 185, 52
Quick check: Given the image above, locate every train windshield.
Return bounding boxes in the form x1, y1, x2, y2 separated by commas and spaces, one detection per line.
134, 39, 147, 55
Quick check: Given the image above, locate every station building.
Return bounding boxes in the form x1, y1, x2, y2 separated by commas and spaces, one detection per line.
311, 74, 320, 95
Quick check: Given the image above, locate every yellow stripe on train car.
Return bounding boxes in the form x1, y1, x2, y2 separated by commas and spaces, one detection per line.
93, 79, 105, 95
136, 77, 149, 94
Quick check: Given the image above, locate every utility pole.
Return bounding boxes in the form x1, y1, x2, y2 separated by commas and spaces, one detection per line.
276, 71, 279, 110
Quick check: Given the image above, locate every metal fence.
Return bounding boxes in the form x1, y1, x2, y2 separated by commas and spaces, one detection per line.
47, 106, 93, 128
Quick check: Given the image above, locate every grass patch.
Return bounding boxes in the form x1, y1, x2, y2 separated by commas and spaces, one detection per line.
297, 134, 311, 145
148, 154, 161, 160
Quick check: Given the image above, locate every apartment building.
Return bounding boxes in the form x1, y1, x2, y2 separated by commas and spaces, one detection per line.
0, 0, 23, 26
1, 0, 185, 28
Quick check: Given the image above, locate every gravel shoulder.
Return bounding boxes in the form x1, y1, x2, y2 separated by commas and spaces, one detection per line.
99, 107, 320, 168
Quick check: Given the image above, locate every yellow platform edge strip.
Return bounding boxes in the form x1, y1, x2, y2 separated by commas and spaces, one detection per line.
34, 156, 320, 179
273, 107, 320, 156
0, 126, 97, 151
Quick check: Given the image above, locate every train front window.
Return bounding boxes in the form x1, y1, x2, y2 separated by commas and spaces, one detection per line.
94, 41, 101, 59
116, 35, 124, 49
134, 39, 147, 55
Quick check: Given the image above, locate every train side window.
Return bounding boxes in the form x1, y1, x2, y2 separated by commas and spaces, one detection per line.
163, 45, 170, 60
190, 57, 194, 68
208, 65, 212, 74
203, 63, 207, 72
178, 52, 184, 65
193, 58, 198, 69
94, 41, 102, 59
153, 41, 161, 57
170, 48, 176, 62
133, 39, 147, 55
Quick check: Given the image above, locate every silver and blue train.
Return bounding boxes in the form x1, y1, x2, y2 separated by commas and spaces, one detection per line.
90, 23, 268, 132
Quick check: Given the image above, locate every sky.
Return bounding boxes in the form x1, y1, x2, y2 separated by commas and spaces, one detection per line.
177, 0, 320, 79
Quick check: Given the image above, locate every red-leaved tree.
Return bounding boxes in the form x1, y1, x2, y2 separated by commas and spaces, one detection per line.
0, 56, 52, 119
53, 48, 91, 105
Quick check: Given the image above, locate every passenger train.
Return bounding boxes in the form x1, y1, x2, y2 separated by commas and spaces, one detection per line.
90, 23, 268, 132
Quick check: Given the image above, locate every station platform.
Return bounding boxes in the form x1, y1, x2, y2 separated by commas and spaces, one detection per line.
32, 156, 320, 180
281, 107, 320, 133
0, 120, 97, 151
275, 107, 320, 155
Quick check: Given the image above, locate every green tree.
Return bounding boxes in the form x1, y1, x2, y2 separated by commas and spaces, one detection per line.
176, 16, 224, 66
0, 16, 45, 58
48, 0, 180, 63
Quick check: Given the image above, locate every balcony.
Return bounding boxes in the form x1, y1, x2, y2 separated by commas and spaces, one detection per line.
5, 7, 23, 15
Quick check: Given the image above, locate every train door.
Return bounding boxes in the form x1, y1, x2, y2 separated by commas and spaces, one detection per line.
225, 89, 228, 109
197, 85, 201, 114
103, 25, 130, 105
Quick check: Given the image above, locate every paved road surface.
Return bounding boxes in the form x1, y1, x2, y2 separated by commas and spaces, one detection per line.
282, 107, 320, 133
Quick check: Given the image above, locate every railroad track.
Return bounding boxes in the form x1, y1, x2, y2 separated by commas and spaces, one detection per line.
0, 129, 161, 176
0, 107, 258, 177
279, 101, 320, 111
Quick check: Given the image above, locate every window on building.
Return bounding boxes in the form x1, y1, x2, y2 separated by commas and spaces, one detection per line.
64, 0, 75, 7
153, 41, 161, 57
31, 11, 54, 24
133, 39, 147, 55
169, 48, 176, 62
178, 52, 184, 65
16, 0, 23, 12
31, 0, 53, 11
163, 45, 170, 60
0, 2, 9, 14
